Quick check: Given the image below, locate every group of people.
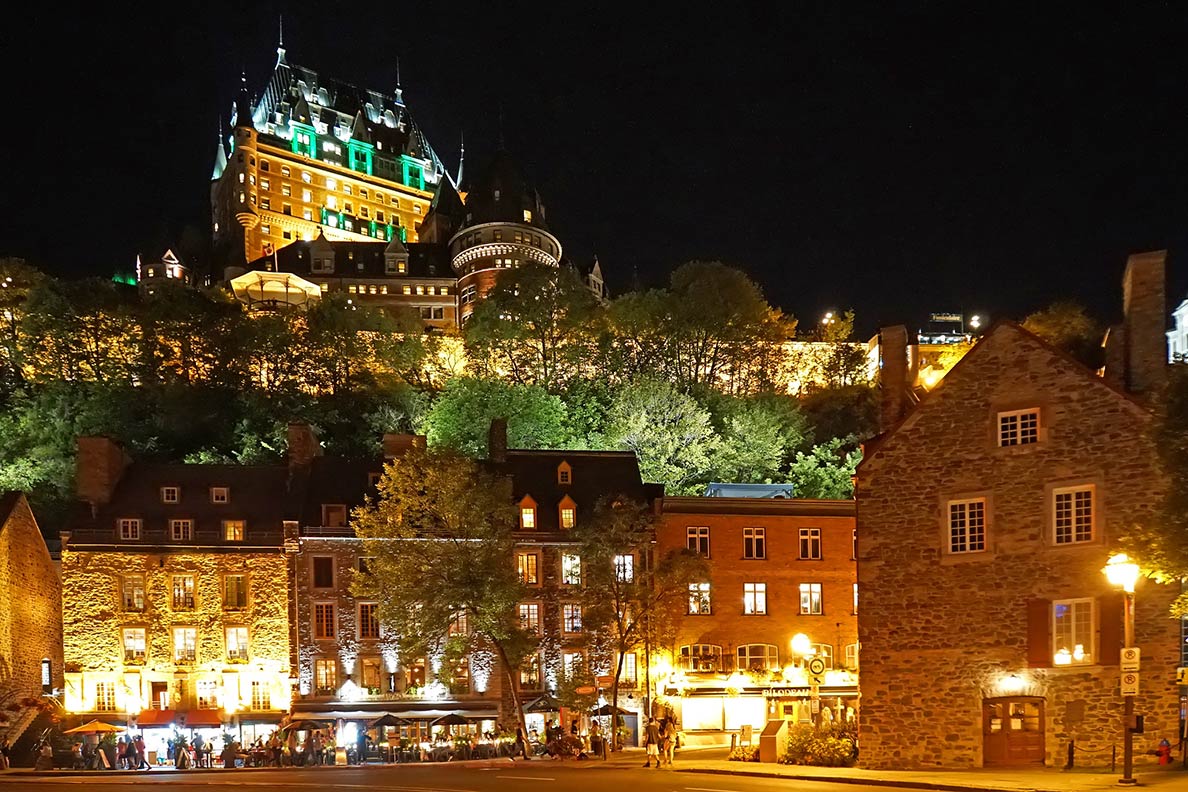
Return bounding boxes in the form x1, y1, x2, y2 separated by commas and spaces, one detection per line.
642, 717, 677, 768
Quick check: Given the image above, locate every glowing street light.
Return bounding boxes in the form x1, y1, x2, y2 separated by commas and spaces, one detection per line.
1102, 553, 1141, 786
790, 633, 814, 659
968, 314, 981, 330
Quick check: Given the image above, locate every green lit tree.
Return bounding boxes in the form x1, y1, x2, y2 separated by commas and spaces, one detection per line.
786, 436, 863, 499
1022, 301, 1103, 369
420, 377, 569, 456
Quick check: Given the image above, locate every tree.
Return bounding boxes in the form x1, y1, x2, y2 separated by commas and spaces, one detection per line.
1022, 301, 1103, 369
0, 258, 46, 385
711, 393, 808, 484
603, 379, 718, 494
787, 436, 863, 499
351, 447, 539, 751
799, 385, 879, 447
575, 499, 707, 749
420, 378, 569, 456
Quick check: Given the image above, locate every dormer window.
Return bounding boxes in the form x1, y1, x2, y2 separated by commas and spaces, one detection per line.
997, 408, 1040, 447
523, 209, 533, 222
519, 496, 537, 530
558, 495, 577, 530
161, 486, 180, 504
210, 487, 229, 504
557, 461, 572, 485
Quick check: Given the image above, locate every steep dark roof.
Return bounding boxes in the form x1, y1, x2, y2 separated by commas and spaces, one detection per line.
296, 456, 385, 528
249, 240, 454, 280
460, 150, 549, 231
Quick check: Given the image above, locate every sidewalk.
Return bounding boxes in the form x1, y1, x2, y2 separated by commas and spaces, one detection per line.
589, 747, 1188, 792
0, 756, 514, 777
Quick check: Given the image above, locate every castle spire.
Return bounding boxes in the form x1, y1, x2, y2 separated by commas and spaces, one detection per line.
212, 115, 228, 180
233, 70, 252, 128
455, 131, 465, 188
395, 57, 404, 105
276, 15, 287, 65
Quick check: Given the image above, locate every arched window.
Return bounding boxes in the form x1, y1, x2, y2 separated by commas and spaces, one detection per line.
736, 643, 779, 672
678, 644, 722, 672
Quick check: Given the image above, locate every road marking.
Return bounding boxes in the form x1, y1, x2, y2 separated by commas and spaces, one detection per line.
684, 787, 742, 792
497, 775, 554, 781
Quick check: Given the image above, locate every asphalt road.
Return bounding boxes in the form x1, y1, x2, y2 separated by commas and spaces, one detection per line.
0, 763, 942, 791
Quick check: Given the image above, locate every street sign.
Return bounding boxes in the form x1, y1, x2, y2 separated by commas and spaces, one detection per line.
575, 685, 595, 695
596, 675, 615, 687
807, 657, 827, 676
1176, 667, 1187, 685
1121, 671, 1140, 696
1121, 647, 1141, 672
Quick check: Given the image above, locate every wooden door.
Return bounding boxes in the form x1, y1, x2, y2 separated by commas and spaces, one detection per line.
983, 697, 1044, 766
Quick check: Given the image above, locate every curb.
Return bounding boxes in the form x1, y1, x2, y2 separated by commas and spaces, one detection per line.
2, 756, 515, 777
675, 767, 1055, 792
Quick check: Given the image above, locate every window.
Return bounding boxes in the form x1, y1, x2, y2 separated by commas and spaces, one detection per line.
998, 408, 1040, 447
1053, 486, 1095, 545
743, 526, 765, 559
844, 642, 860, 669
449, 612, 469, 636
520, 506, 536, 530
519, 603, 540, 632
562, 652, 584, 676
461, 284, 477, 304
557, 462, 572, 484
301, 171, 311, 183
812, 643, 835, 669
679, 644, 723, 672
563, 604, 583, 633
948, 498, 986, 553
523, 209, 533, 222
210, 487, 229, 504
118, 518, 141, 541
315, 659, 337, 693
743, 582, 767, 614
251, 680, 270, 711
170, 519, 193, 541
282, 184, 291, 197
614, 554, 635, 583
314, 602, 336, 639
122, 627, 146, 663
95, 681, 116, 712
494, 230, 503, 242
560, 506, 576, 529
1053, 598, 1094, 665
562, 554, 582, 585
226, 627, 249, 661
799, 528, 822, 560
853, 582, 859, 614
799, 582, 823, 615
327, 195, 338, 209
281, 165, 291, 177
312, 556, 334, 588
172, 576, 195, 610
302, 188, 312, 202
173, 627, 197, 664
122, 575, 145, 611
852, 529, 858, 560
222, 520, 246, 541
737, 643, 779, 671
517, 553, 539, 584
688, 582, 712, 615
687, 526, 710, 556
161, 486, 179, 504
521, 655, 541, 687
197, 679, 218, 709
622, 652, 638, 684
358, 602, 380, 639
224, 575, 247, 610
361, 657, 382, 690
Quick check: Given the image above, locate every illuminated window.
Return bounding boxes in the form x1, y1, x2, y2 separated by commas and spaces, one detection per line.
360, 657, 382, 690
562, 652, 583, 676
315, 658, 337, 693
948, 498, 986, 553
302, 172, 312, 183
562, 554, 581, 585
1053, 486, 1094, 545
523, 209, 533, 222
196, 679, 217, 709
799, 528, 822, 560
415, 285, 424, 295
743, 526, 765, 559
517, 553, 539, 584
173, 627, 197, 664
226, 627, 249, 661
737, 643, 779, 671
312, 556, 334, 588
302, 188, 312, 203
260, 178, 270, 190
319, 283, 328, 292
314, 602, 336, 639
327, 195, 338, 209
998, 408, 1040, 447
161, 486, 180, 504
560, 507, 576, 529
380, 285, 388, 294
494, 230, 503, 242
614, 554, 635, 583
519, 603, 540, 632
260, 200, 269, 211
461, 284, 477, 304
448, 612, 469, 636
688, 583, 711, 615
799, 582, 823, 615
622, 652, 638, 684
811, 643, 835, 669
170, 519, 193, 541
563, 604, 583, 633
172, 576, 195, 610
520, 504, 536, 530
679, 644, 723, 672
326, 177, 338, 191
686, 526, 709, 556
281, 165, 291, 177
122, 575, 145, 611
95, 682, 116, 712
402, 285, 412, 295
224, 575, 247, 610
118, 518, 141, 541
282, 184, 291, 197
369, 285, 377, 295
223, 520, 245, 541
853, 582, 858, 614
358, 602, 380, 639
521, 654, 541, 687
439, 286, 448, 295
1053, 598, 1094, 665
251, 680, 270, 710
743, 582, 767, 614
122, 627, 146, 663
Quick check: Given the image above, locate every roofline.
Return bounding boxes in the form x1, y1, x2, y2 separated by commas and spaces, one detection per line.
504, 449, 640, 458
660, 497, 855, 517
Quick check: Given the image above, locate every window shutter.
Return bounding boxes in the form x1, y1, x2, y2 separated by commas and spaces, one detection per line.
1026, 598, 1052, 668
1098, 592, 1125, 663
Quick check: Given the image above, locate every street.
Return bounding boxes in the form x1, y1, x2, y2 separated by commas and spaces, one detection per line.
0, 763, 945, 791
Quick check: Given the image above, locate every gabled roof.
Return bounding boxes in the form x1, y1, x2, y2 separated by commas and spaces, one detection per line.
248, 240, 453, 280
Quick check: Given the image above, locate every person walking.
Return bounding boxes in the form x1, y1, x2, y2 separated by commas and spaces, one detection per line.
286, 728, 298, 766
660, 719, 676, 767
134, 734, 150, 770
642, 717, 660, 768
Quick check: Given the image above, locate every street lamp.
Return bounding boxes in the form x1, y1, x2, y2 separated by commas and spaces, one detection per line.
1102, 553, 1140, 786
969, 314, 981, 330
790, 632, 813, 661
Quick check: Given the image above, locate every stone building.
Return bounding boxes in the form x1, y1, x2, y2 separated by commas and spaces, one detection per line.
0, 493, 61, 743
655, 494, 857, 744
856, 251, 1181, 769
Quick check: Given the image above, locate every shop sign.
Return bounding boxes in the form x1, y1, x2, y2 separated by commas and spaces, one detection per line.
764, 688, 812, 698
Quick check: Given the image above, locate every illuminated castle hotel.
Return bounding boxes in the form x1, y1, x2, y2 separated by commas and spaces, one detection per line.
211, 41, 599, 327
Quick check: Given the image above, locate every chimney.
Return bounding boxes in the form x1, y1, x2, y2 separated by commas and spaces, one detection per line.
382, 433, 426, 459
488, 418, 508, 463
878, 326, 911, 431
1102, 324, 1126, 388
1121, 250, 1167, 396
287, 423, 321, 469
76, 436, 129, 510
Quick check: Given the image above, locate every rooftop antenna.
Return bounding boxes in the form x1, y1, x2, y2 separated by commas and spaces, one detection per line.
395, 56, 404, 104
276, 15, 287, 65
456, 130, 465, 187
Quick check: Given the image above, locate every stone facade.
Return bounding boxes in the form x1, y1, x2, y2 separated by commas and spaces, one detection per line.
0, 493, 61, 742
857, 320, 1180, 769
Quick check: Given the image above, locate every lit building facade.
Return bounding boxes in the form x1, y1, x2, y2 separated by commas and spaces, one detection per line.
654, 495, 857, 745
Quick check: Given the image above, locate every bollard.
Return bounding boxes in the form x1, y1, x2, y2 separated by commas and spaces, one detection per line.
1112, 744, 1116, 773
1065, 740, 1074, 769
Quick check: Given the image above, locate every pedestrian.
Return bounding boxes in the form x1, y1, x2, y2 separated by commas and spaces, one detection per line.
661, 719, 676, 767
135, 734, 150, 770
286, 728, 298, 766
192, 732, 206, 767
643, 717, 660, 768
513, 726, 526, 759
0, 736, 9, 770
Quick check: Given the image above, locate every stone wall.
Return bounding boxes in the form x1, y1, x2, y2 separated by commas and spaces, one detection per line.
856, 324, 1180, 769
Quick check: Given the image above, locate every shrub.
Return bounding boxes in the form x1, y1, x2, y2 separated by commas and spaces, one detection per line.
728, 745, 759, 762
779, 723, 857, 767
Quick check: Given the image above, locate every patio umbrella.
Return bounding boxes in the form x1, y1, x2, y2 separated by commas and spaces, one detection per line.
371, 714, 412, 728
63, 720, 123, 735
283, 719, 329, 732
590, 704, 632, 716
431, 713, 470, 726
526, 695, 560, 713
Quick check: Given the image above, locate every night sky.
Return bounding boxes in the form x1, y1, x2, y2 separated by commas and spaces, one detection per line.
5, 4, 1188, 334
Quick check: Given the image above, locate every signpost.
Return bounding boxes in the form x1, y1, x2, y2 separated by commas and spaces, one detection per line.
1121, 648, 1141, 672
806, 657, 827, 686
1121, 672, 1140, 697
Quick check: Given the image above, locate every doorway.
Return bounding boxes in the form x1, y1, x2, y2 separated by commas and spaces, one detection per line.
983, 696, 1044, 766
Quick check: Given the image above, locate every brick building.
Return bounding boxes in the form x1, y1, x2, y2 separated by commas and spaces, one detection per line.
856, 251, 1182, 769
655, 494, 857, 744
0, 493, 62, 744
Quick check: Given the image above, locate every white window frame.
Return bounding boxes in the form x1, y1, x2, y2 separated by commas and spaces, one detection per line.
226, 626, 249, 661
561, 553, 581, 586
172, 575, 195, 610
1052, 485, 1095, 545
170, 519, 193, 541
122, 575, 145, 611
563, 603, 583, 633
688, 582, 712, 615
173, 626, 197, 664
998, 408, 1040, 447
160, 486, 179, 504
736, 643, 779, 671
613, 554, 635, 583
687, 526, 710, 556
743, 582, 767, 615
799, 582, 823, 615
118, 518, 141, 540
947, 498, 987, 554
1052, 597, 1095, 665
122, 627, 146, 663
743, 526, 766, 559
799, 527, 822, 560
210, 486, 229, 504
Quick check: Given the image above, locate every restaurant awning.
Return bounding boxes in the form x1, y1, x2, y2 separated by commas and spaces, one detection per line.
292, 708, 499, 722
135, 709, 176, 727
185, 710, 223, 728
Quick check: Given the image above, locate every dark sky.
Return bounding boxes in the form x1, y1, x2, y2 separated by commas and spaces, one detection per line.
5, 3, 1188, 334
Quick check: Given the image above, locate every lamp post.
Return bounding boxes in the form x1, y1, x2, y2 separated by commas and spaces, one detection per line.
1103, 553, 1141, 786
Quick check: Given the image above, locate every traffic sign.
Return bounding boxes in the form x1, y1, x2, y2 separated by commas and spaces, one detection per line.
806, 657, 827, 686
575, 685, 596, 695
1120, 647, 1141, 672
1121, 671, 1140, 696
1176, 667, 1187, 685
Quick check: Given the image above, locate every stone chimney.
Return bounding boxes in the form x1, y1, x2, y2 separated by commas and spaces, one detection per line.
1121, 250, 1167, 396
878, 326, 912, 432
287, 423, 321, 469
488, 418, 508, 463
76, 436, 129, 510
382, 433, 426, 459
